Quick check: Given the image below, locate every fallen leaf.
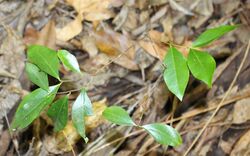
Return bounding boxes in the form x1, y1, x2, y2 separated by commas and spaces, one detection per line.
35, 21, 56, 49
233, 98, 250, 124
66, 0, 114, 21
81, 36, 98, 57
230, 130, 250, 156
24, 21, 56, 49
55, 14, 83, 41
139, 30, 167, 60
91, 26, 139, 70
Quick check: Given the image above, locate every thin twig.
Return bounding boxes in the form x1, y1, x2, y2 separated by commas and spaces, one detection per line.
88, 81, 250, 154
184, 40, 250, 156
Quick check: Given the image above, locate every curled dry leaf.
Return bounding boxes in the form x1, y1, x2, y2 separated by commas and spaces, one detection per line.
56, 0, 115, 41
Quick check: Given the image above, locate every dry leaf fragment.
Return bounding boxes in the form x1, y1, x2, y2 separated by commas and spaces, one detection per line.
36, 21, 56, 49
169, 0, 194, 16
66, 0, 114, 21
24, 21, 56, 49
55, 14, 83, 41
233, 98, 250, 124
230, 130, 250, 156
91, 26, 139, 70
139, 30, 167, 60
81, 36, 99, 57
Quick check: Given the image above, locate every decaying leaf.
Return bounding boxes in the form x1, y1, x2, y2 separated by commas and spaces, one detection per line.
0, 27, 25, 122
139, 30, 167, 60
55, 0, 115, 41
91, 26, 139, 70
233, 98, 250, 124
81, 36, 99, 57
24, 21, 56, 49
66, 0, 114, 21
55, 14, 83, 42
230, 130, 250, 156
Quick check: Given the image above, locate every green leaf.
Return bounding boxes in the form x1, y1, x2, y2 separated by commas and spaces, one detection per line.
187, 49, 216, 87
163, 46, 189, 101
102, 106, 136, 126
57, 50, 81, 73
25, 62, 49, 91
192, 25, 237, 47
47, 96, 68, 132
142, 123, 182, 146
27, 45, 60, 80
11, 84, 60, 130
72, 89, 93, 142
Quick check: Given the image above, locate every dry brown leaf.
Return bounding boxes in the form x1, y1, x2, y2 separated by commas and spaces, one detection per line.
24, 21, 56, 49
233, 98, 250, 124
23, 27, 39, 46
139, 30, 167, 60
81, 36, 99, 57
36, 21, 56, 49
66, 0, 114, 21
91, 26, 139, 70
56, 14, 83, 41
85, 99, 107, 131
230, 130, 250, 156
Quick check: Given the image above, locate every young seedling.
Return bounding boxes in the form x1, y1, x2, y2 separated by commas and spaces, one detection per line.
11, 25, 237, 147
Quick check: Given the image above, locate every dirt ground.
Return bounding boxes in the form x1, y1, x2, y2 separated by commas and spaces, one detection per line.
0, 0, 250, 156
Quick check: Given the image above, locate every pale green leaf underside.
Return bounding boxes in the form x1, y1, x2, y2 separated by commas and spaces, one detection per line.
27, 45, 60, 80
192, 25, 237, 47
163, 47, 189, 101
25, 62, 49, 91
11, 84, 60, 130
47, 96, 68, 132
142, 123, 182, 146
187, 49, 216, 87
72, 89, 93, 142
58, 50, 81, 73
102, 106, 136, 126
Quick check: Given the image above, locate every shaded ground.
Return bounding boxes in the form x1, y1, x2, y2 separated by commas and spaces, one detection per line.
0, 0, 250, 155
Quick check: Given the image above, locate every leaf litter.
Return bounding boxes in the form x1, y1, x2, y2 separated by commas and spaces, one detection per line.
1, 0, 250, 155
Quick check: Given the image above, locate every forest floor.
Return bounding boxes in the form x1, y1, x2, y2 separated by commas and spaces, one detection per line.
0, 0, 250, 156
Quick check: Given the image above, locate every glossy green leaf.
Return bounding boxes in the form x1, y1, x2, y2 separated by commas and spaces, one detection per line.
163, 47, 189, 101
25, 62, 49, 91
11, 84, 60, 130
102, 106, 136, 126
72, 89, 93, 142
192, 25, 237, 47
47, 96, 68, 131
187, 49, 216, 87
57, 50, 81, 73
27, 45, 60, 80
142, 123, 182, 146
